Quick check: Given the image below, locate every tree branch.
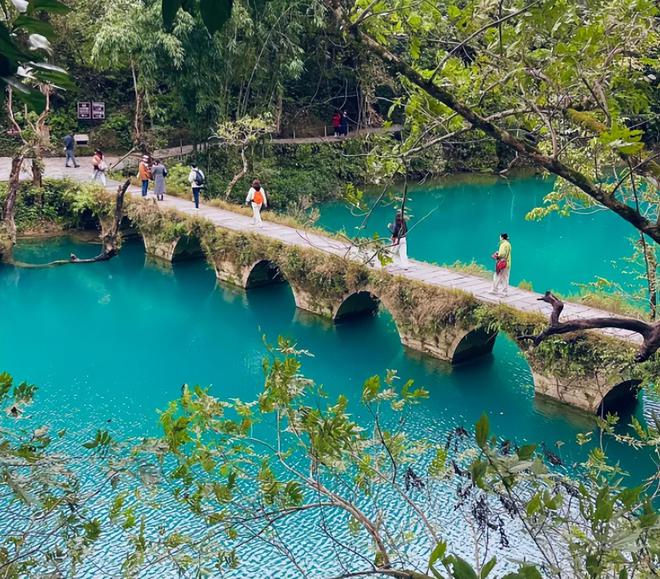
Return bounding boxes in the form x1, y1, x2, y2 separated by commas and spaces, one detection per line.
526, 291, 659, 362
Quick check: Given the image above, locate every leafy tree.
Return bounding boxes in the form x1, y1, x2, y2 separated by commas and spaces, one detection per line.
0, 0, 70, 109
320, 0, 660, 354
211, 113, 275, 197
149, 341, 660, 577
91, 0, 186, 147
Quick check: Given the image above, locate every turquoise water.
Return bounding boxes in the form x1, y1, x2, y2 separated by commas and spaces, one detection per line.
0, 236, 655, 576
318, 175, 643, 296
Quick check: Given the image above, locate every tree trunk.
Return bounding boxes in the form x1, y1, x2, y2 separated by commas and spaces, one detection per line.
526, 292, 660, 362
225, 145, 248, 199
31, 157, 43, 189
131, 60, 144, 147
275, 91, 283, 136
639, 234, 657, 321
2, 155, 24, 246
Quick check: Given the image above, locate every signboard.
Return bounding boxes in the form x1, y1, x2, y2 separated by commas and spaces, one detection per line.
91, 101, 105, 120
77, 101, 106, 120
77, 101, 91, 120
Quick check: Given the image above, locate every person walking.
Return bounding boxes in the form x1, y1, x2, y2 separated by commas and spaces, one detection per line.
188, 164, 205, 210
331, 111, 341, 137
389, 211, 409, 268
138, 155, 151, 198
63, 133, 80, 168
151, 159, 167, 201
245, 179, 267, 227
491, 233, 512, 296
92, 149, 107, 186
339, 110, 349, 137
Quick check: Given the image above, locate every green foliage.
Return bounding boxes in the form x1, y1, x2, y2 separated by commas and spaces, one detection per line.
350, 0, 660, 249
0, 0, 71, 110
0, 180, 113, 234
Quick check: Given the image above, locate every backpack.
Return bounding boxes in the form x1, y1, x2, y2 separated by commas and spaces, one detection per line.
253, 189, 264, 205
193, 169, 205, 187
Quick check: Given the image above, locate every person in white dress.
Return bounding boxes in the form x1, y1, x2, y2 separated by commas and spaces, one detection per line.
245, 179, 268, 227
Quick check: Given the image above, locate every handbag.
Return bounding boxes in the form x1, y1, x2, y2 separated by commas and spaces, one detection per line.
496, 258, 507, 273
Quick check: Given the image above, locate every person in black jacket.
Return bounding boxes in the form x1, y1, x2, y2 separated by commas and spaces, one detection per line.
63, 134, 80, 168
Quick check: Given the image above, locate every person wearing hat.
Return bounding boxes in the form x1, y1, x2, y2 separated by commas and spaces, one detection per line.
138, 155, 151, 197
245, 179, 268, 227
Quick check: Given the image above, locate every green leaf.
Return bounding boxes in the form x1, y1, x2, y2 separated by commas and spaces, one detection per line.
480, 557, 497, 578
475, 414, 489, 448
448, 555, 479, 579
526, 493, 542, 517
0, 372, 12, 402
617, 486, 642, 509
199, 0, 233, 34
13, 16, 54, 37
516, 444, 536, 461
4, 77, 45, 112
594, 487, 613, 522
429, 540, 446, 566
502, 565, 543, 579
83, 519, 101, 542
361, 375, 381, 402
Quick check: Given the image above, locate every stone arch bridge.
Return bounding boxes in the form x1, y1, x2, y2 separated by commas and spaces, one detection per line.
129, 194, 648, 417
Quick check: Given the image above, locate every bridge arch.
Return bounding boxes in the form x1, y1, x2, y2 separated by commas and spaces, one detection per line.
449, 327, 499, 365
243, 259, 287, 288
334, 290, 381, 322
597, 379, 642, 417
171, 234, 204, 262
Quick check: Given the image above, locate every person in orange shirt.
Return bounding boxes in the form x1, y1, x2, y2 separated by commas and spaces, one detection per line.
138, 155, 151, 197
245, 179, 267, 227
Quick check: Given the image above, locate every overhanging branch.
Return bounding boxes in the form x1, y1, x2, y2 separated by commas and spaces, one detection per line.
526, 292, 659, 363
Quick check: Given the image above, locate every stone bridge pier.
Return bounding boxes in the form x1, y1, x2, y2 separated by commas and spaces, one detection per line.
141, 233, 204, 262
330, 289, 498, 365
524, 362, 642, 415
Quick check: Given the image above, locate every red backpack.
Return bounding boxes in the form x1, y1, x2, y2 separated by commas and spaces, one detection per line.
253, 189, 264, 204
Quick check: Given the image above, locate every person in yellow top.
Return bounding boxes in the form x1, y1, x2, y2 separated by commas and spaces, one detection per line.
491, 233, 512, 296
